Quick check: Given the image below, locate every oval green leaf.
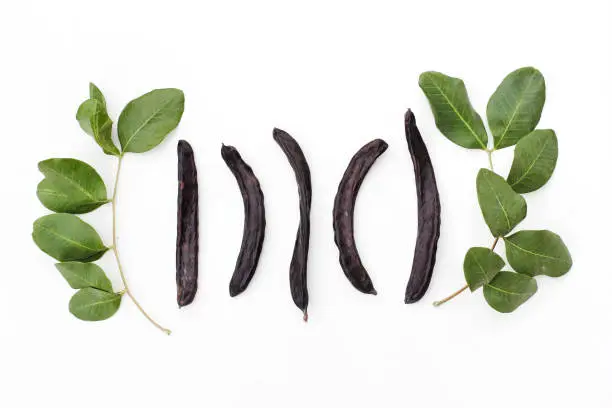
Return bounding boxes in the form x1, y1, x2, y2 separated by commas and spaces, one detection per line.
419, 71, 488, 149
464, 247, 505, 291
32, 214, 108, 262
483, 271, 537, 313
477, 169, 527, 237
55, 262, 113, 292
69, 288, 121, 321
37, 158, 109, 214
89, 82, 107, 108
504, 230, 572, 277
76, 98, 120, 156
118, 88, 185, 153
507, 129, 558, 193
487, 67, 546, 150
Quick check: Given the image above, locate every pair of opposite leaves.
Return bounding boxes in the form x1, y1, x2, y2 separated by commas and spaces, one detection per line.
420, 67, 572, 312
34, 84, 185, 321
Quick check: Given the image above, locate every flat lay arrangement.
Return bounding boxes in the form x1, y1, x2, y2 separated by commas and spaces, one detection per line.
32, 67, 572, 334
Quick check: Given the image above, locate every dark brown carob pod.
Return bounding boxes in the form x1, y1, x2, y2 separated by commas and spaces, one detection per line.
404, 110, 441, 303
221, 144, 266, 297
176, 140, 199, 307
273, 128, 312, 321
333, 138, 388, 295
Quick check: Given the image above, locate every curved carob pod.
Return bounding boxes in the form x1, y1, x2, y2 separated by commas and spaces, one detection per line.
404, 109, 441, 303
221, 144, 266, 297
273, 128, 312, 321
333, 138, 388, 295
176, 140, 199, 307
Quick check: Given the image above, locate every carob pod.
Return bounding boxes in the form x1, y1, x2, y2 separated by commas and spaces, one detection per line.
221, 144, 266, 297
273, 128, 312, 321
404, 110, 441, 303
333, 138, 388, 295
176, 140, 199, 307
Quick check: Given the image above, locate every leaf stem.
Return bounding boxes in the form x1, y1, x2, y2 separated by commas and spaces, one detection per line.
486, 149, 494, 171
112, 155, 171, 335
432, 237, 501, 307
491, 236, 500, 251
433, 284, 468, 307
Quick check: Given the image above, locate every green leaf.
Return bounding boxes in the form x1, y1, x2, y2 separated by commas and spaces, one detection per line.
76, 98, 120, 156
118, 88, 185, 153
69, 288, 122, 321
89, 83, 107, 108
55, 262, 113, 292
463, 247, 505, 291
507, 129, 558, 193
476, 169, 527, 237
76, 99, 98, 136
504, 230, 572, 277
487, 67, 546, 149
37, 158, 109, 214
32, 214, 108, 262
483, 272, 537, 313
419, 71, 488, 149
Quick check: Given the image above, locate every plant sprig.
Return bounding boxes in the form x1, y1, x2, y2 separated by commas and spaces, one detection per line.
420, 67, 572, 313
33, 83, 185, 333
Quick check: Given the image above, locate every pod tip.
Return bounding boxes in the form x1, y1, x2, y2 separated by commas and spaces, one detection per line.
370, 288, 378, 296
303, 310, 308, 322
405, 108, 415, 123
229, 286, 240, 297
273, 127, 289, 141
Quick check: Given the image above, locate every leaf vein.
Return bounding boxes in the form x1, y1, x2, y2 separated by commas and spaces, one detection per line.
425, 74, 486, 149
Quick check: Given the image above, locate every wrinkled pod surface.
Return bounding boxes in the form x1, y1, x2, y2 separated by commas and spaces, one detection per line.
333, 138, 388, 295
221, 144, 266, 297
176, 140, 199, 307
404, 110, 441, 303
273, 128, 312, 321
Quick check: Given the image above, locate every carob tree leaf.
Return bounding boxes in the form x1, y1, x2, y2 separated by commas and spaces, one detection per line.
504, 230, 572, 277
89, 83, 107, 107
476, 169, 527, 237
487, 67, 546, 150
37, 158, 109, 214
463, 247, 505, 291
55, 262, 113, 292
76, 84, 120, 156
507, 129, 558, 193
419, 71, 488, 149
483, 271, 537, 313
118, 88, 185, 153
32, 214, 108, 262
69, 288, 122, 321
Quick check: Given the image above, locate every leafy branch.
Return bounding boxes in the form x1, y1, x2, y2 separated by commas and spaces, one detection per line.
33, 84, 184, 333
420, 68, 572, 313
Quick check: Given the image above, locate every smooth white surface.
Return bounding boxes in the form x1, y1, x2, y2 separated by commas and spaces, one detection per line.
1, 1, 610, 406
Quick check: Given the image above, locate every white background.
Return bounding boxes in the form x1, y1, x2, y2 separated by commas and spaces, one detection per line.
1, 1, 610, 407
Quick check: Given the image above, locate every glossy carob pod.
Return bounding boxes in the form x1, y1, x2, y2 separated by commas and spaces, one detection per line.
273, 128, 312, 321
404, 110, 441, 303
221, 144, 266, 297
176, 140, 199, 307
333, 138, 388, 295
